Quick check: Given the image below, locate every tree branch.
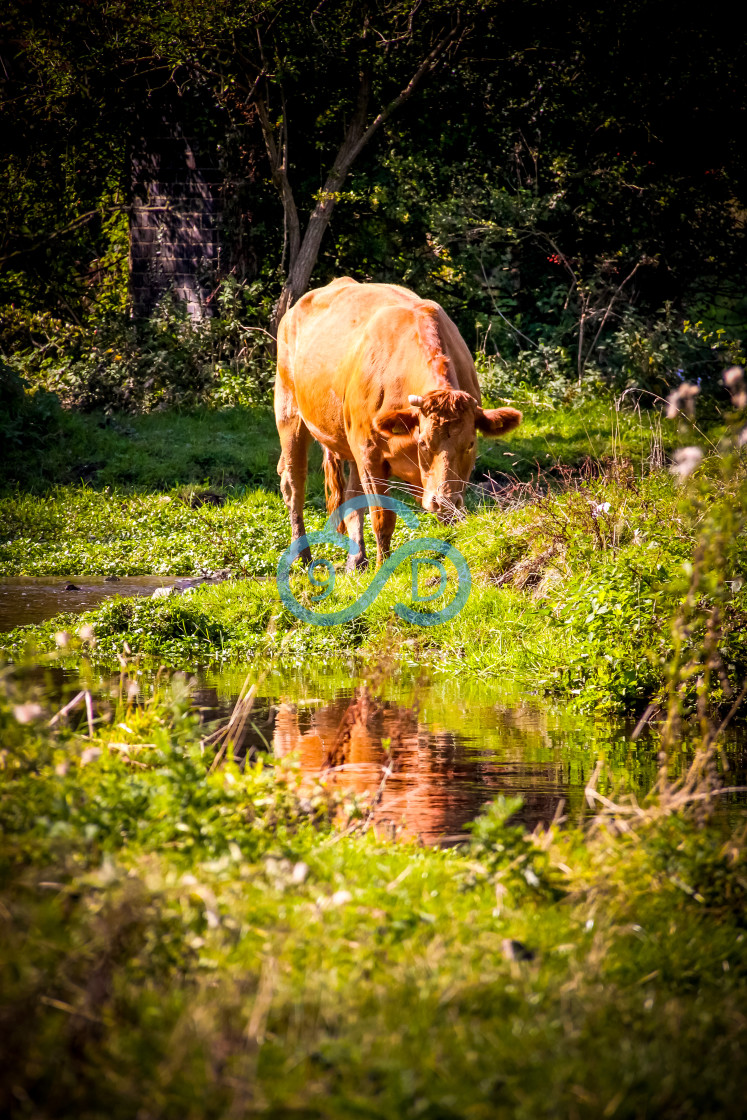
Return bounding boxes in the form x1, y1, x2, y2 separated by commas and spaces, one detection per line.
255, 87, 301, 270
270, 16, 463, 329
579, 259, 645, 377
347, 14, 462, 167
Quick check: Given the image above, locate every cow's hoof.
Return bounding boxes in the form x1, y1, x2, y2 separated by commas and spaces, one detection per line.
345, 555, 368, 574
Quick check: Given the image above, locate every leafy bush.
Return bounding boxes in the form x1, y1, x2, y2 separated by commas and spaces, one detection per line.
1, 279, 276, 414
0, 360, 64, 482
466, 794, 564, 905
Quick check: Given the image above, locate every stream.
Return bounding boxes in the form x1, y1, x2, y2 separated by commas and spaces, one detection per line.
0, 575, 184, 631
14, 660, 747, 843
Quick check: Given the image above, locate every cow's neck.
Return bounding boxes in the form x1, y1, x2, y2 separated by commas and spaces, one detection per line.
414, 310, 457, 393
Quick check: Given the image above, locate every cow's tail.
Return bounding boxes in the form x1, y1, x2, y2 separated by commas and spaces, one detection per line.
323, 448, 347, 533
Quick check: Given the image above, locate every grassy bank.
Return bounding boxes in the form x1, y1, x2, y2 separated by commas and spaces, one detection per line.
2, 398, 745, 712
2, 395, 675, 497
1, 672, 746, 1119
4, 463, 746, 712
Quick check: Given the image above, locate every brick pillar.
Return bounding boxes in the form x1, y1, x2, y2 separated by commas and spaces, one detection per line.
129, 96, 221, 320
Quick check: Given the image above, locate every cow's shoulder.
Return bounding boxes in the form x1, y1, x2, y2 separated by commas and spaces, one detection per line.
303, 276, 358, 311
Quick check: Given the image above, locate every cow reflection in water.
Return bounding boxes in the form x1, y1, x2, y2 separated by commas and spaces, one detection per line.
273, 687, 467, 844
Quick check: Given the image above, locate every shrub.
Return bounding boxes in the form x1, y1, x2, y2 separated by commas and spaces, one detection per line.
1, 279, 276, 414
0, 360, 64, 483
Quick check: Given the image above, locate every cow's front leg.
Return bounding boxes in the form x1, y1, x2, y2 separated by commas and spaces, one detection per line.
360, 453, 396, 567
343, 460, 368, 572
371, 503, 397, 566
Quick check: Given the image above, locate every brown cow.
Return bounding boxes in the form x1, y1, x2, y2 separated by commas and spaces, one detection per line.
275, 277, 522, 567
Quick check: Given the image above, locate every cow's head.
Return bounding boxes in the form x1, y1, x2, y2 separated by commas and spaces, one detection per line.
373, 388, 522, 521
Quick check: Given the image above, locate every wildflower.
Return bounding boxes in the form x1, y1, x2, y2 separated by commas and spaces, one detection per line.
54, 631, 70, 648
666, 382, 700, 419
670, 446, 703, 480
77, 624, 95, 642
590, 501, 611, 518
330, 889, 353, 907
723, 366, 747, 409
13, 703, 43, 724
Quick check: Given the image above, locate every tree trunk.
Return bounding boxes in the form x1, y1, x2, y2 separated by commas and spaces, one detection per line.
272, 165, 354, 328
263, 18, 463, 334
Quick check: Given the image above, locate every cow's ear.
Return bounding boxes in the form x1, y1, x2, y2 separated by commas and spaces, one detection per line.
373, 409, 420, 439
475, 406, 523, 437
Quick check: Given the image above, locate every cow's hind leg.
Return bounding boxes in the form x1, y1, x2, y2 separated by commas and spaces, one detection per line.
276, 414, 313, 565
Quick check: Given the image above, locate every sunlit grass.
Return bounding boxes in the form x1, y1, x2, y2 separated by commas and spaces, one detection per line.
4, 459, 746, 713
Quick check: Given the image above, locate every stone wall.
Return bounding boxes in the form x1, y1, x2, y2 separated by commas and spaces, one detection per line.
129, 97, 221, 321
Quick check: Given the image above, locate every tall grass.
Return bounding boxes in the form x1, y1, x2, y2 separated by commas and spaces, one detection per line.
1, 646, 746, 1118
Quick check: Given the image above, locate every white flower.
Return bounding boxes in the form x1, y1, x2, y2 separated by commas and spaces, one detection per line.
292, 861, 309, 884
670, 446, 703, 479
724, 367, 747, 409
330, 890, 353, 907
13, 703, 43, 724
666, 382, 700, 419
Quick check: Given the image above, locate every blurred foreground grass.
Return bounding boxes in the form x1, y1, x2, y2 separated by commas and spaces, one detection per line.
1, 671, 746, 1119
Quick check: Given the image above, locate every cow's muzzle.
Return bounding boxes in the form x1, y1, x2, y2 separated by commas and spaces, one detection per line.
424, 491, 466, 523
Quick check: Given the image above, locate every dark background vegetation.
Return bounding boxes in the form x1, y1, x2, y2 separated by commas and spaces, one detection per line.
1, 0, 746, 480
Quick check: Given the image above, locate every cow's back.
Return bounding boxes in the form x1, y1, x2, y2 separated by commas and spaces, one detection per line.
276, 279, 480, 450
278, 279, 420, 384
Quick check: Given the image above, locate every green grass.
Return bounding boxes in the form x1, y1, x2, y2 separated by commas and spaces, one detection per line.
2, 398, 744, 712
1, 674, 746, 1119
3, 395, 685, 496
0, 487, 300, 577
5, 465, 746, 712
3, 405, 295, 492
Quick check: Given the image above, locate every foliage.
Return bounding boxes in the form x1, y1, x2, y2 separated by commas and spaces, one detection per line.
1, 0, 746, 401
0, 360, 64, 482
2, 280, 275, 415
466, 793, 563, 904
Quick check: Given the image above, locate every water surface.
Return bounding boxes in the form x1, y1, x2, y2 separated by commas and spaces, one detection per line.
0, 575, 183, 631
51, 662, 747, 842
11, 660, 747, 843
